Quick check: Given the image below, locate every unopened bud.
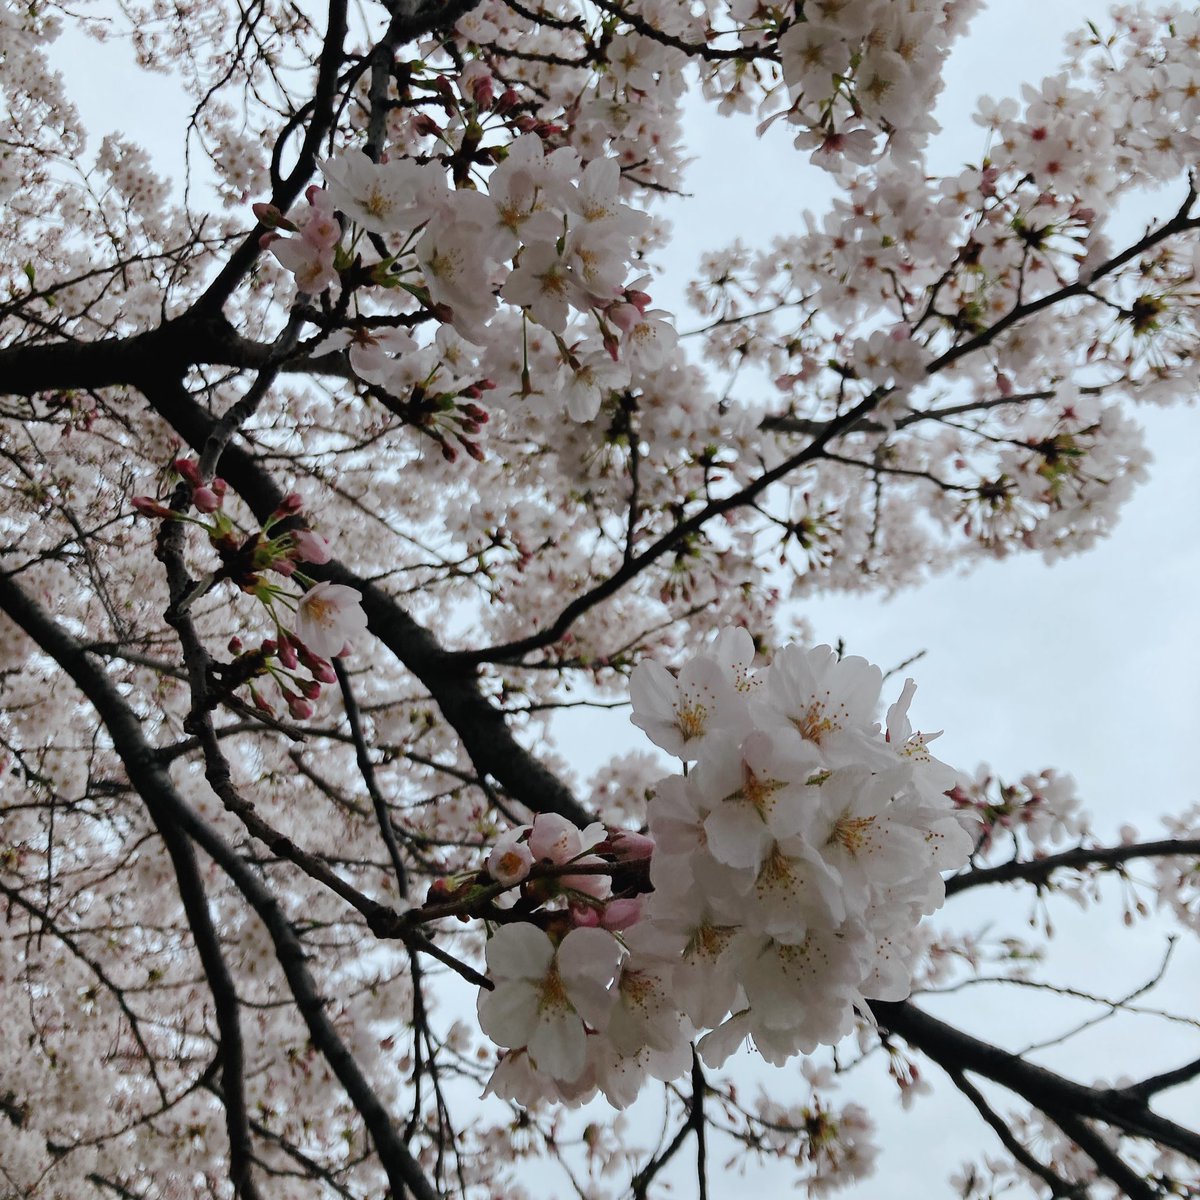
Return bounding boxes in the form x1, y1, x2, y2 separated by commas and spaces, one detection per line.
624, 288, 652, 313
609, 830, 655, 861
252, 202, 295, 231
131, 496, 174, 520
277, 635, 299, 671
193, 485, 221, 513
273, 492, 304, 519
291, 529, 332, 565
290, 641, 334, 683
470, 75, 494, 109
173, 457, 203, 487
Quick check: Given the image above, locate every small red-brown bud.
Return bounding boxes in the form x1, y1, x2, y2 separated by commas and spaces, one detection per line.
131, 496, 174, 520
268, 492, 304, 525
277, 634, 299, 671
173, 458, 203, 487
412, 113, 443, 138
252, 202, 295, 231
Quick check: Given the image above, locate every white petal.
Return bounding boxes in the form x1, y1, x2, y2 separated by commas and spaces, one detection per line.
485, 923, 554, 980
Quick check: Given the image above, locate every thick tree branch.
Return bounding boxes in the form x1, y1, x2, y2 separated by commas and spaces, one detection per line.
871, 999, 1200, 1165
946, 838, 1200, 897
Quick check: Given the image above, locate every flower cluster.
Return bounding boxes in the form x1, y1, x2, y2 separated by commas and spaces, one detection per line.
264, 127, 660, 422
775, 0, 983, 168
473, 630, 973, 1107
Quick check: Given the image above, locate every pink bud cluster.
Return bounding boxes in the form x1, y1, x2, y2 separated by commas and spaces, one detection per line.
131, 467, 367, 718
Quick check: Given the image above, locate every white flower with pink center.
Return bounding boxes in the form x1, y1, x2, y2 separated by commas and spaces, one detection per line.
321, 151, 445, 234
629, 652, 750, 761
476, 924, 623, 1083
699, 730, 823, 873
293, 581, 368, 658
806, 765, 930, 914
755, 643, 888, 766
487, 827, 533, 887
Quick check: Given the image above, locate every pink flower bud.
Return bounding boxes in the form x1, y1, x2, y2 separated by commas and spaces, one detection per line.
227, 636, 243, 655
285, 693, 314, 720
291, 529, 332, 564
193, 485, 221, 513
470, 75, 493, 109
495, 88, 520, 115
252, 202, 295, 231
272, 557, 297, 577
277, 635, 299, 671
173, 458, 203, 487
251, 688, 276, 717
131, 496, 174, 520
296, 642, 338, 683
600, 897, 644, 931
412, 113, 443, 139
297, 679, 321, 701
624, 288, 652, 314
609, 830, 655, 861
269, 492, 304, 524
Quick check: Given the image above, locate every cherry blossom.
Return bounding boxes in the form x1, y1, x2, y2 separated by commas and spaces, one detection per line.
293, 581, 369, 657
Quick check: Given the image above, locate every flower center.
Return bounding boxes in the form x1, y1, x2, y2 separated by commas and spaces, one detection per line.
537, 963, 571, 1015
831, 815, 875, 855
739, 765, 785, 816
676, 702, 708, 740
364, 187, 393, 219
791, 701, 835, 744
